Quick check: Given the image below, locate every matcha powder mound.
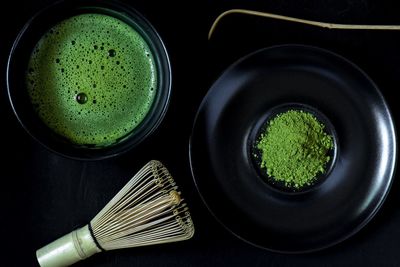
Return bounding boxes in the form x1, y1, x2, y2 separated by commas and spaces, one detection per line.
256, 109, 334, 189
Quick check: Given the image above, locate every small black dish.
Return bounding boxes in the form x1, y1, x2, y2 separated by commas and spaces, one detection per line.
189, 45, 397, 252
7, 0, 171, 160
249, 103, 338, 194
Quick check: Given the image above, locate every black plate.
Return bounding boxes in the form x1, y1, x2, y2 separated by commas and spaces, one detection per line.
189, 45, 397, 253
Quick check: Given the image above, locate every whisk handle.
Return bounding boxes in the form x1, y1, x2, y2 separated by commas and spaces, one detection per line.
36, 225, 101, 267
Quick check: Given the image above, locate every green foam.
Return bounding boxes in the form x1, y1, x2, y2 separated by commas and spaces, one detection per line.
26, 13, 157, 146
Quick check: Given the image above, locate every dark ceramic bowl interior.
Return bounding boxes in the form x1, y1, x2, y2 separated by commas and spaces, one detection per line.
7, 0, 171, 160
249, 103, 338, 193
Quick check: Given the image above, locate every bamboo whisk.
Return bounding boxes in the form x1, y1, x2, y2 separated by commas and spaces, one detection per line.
36, 160, 194, 267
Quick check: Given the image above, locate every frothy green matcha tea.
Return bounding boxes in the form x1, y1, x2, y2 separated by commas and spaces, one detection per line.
26, 13, 157, 146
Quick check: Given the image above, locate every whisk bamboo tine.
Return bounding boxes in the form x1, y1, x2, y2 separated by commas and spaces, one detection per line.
99, 213, 177, 243
103, 206, 179, 235
92, 169, 173, 227
93, 190, 177, 234
93, 187, 164, 228
105, 218, 194, 250
93, 167, 178, 226
92, 168, 156, 222
36, 160, 194, 267
94, 199, 174, 238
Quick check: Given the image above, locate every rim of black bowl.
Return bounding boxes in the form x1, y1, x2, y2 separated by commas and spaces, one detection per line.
6, 0, 171, 160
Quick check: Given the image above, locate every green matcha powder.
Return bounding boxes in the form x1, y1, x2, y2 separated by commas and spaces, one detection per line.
256, 110, 334, 189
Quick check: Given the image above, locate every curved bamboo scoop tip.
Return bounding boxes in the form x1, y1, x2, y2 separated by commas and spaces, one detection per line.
208, 9, 400, 40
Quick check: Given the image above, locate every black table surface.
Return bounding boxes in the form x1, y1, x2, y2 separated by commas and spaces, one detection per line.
1, 0, 399, 266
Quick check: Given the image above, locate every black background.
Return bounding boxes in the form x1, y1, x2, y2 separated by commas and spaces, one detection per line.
1, 0, 399, 266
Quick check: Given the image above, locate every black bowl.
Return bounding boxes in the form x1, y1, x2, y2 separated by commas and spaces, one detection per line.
189, 45, 397, 252
7, 0, 171, 160
249, 103, 339, 193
